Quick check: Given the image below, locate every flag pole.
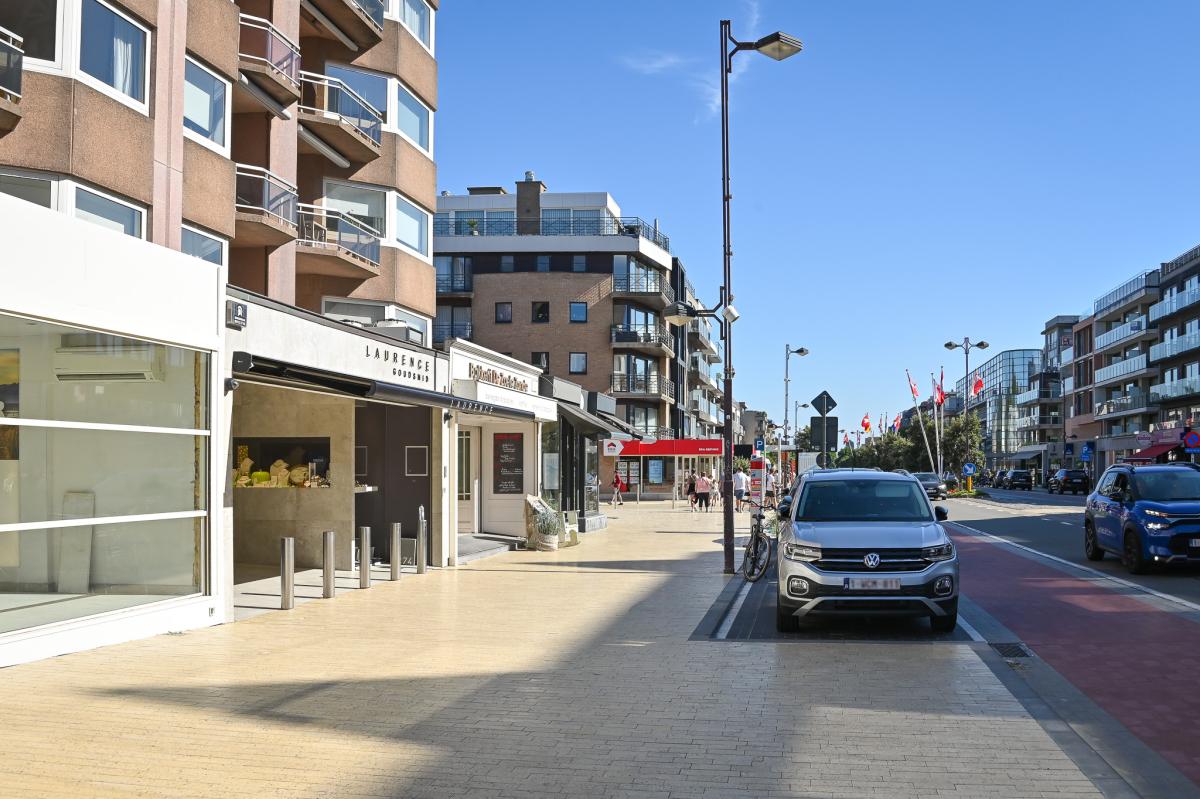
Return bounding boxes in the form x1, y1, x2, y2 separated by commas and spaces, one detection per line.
907, 370, 937, 472
931, 372, 943, 477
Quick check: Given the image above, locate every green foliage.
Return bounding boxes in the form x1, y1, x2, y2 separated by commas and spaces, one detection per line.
535, 509, 564, 537
733, 456, 751, 473
943, 412, 984, 476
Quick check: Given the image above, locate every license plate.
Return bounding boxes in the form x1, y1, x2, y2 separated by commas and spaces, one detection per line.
1190, 538, 1200, 548
845, 577, 902, 591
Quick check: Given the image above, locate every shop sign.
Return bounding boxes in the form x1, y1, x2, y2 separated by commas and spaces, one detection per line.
601, 439, 723, 457
364, 344, 434, 385
602, 439, 624, 457
1135, 432, 1153, 448
494, 432, 524, 494
225, 300, 247, 330
468, 363, 530, 394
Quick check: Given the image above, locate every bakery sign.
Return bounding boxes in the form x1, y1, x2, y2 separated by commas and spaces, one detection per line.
468, 363, 530, 394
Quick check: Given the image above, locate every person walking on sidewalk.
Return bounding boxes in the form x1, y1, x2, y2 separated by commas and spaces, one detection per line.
732, 467, 748, 512
610, 472, 625, 506
765, 466, 777, 510
686, 471, 697, 512
694, 472, 712, 512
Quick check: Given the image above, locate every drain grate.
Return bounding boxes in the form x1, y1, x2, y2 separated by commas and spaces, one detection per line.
991, 642, 1030, 658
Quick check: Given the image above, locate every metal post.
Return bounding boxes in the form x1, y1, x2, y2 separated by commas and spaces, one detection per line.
783, 343, 791, 451
280, 537, 295, 610
390, 522, 402, 581
417, 506, 427, 574
720, 18, 736, 574
322, 530, 336, 598
358, 525, 371, 589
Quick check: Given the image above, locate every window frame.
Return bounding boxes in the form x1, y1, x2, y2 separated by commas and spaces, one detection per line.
569, 302, 588, 323
0, 167, 59, 209
394, 191, 431, 258
2, 0, 66, 67
494, 302, 512, 324
391, 77, 433, 155
74, 0, 151, 115
386, 0, 435, 54
323, 178, 389, 238
70, 182, 146, 240
536, 255, 550, 273
531, 301, 550, 324
325, 61, 390, 125
181, 223, 227, 266
569, 352, 587, 375
572, 254, 586, 273
500, 255, 514, 273
182, 55, 232, 157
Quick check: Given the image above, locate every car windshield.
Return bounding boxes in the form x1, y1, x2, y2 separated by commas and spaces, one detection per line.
914, 473, 937, 481
1134, 471, 1200, 501
796, 479, 933, 522
1066, 470, 1088, 478
1010, 471, 1029, 477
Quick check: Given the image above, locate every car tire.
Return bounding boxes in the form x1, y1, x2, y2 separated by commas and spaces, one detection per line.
1084, 522, 1104, 561
776, 601, 799, 633
930, 599, 958, 634
1124, 529, 1149, 575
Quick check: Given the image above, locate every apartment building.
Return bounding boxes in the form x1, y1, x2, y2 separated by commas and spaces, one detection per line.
1147, 245, 1200, 433
955, 349, 1040, 468
1011, 316, 1077, 479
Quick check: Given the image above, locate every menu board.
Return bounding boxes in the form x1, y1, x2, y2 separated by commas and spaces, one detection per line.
494, 433, 524, 494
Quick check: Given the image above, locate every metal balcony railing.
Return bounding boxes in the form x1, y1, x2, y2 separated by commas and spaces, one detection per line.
235, 164, 298, 225
435, 274, 473, 292
1094, 391, 1154, 418
297, 203, 380, 264
1094, 353, 1148, 384
613, 274, 675, 302
611, 374, 676, 399
1016, 415, 1062, 429
1151, 377, 1200, 404
434, 216, 671, 252
611, 325, 671, 348
352, 0, 386, 27
1093, 271, 1158, 316
299, 72, 382, 143
1162, 244, 1200, 276
1094, 315, 1149, 350
0, 27, 23, 103
1150, 331, 1200, 363
1150, 286, 1200, 323
432, 322, 472, 343
1015, 388, 1062, 405
238, 15, 300, 87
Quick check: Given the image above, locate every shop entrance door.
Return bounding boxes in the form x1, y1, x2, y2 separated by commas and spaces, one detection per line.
457, 427, 481, 533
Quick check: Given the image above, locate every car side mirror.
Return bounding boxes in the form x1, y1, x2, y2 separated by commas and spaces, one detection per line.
935, 506, 949, 522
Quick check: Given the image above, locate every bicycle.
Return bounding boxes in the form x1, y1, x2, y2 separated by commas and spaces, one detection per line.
741, 499, 772, 582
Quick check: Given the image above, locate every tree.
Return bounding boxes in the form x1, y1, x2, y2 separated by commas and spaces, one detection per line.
793, 425, 812, 452
943, 412, 984, 476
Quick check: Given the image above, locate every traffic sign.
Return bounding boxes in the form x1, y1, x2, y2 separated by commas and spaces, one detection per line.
962, 463, 976, 476
1064, 443, 1075, 456
1135, 432, 1153, 448
811, 391, 837, 416
1080, 442, 1093, 462
1184, 431, 1200, 453
754, 437, 765, 452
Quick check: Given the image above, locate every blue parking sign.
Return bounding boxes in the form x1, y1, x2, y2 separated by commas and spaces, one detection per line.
1081, 442, 1093, 462
754, 437, 764, 452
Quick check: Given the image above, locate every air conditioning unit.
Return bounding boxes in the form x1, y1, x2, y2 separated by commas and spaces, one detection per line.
54, 345, 165, 382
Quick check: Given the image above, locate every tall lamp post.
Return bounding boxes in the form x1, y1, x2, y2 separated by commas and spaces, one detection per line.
945, 337, 989, 471
782, 345, 810, 449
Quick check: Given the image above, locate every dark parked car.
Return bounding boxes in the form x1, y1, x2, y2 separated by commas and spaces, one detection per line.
1049, 468, 1090, 495
993, 470, 1008, 488
1005, 469, 1033, 490
913, 472, 948, 500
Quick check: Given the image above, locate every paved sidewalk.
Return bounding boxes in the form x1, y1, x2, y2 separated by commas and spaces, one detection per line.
0, 503, 1100, 798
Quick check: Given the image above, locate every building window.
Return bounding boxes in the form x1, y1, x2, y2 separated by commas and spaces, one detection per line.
0, 2, 60, 62
325, 181, 386, 235
495, 302, 512, 323
569, 353, 587, 374
183, 57, 230, 154
569, 302, 587, 323
395, 81, 431, 151
536, 255, 550, 273
74, 186, 143, 238
79, 0, 149, 109
573, 255, 586, 272
0, 171, 53, 207
395, 194, 429, 255
456, 431, 471, 500
181, 225, 225, 265
326, 63, 388, 122
532, 302, 550, 324
396, 0, 432, 48
500, 255, 514, 273
531, 352, 549, 372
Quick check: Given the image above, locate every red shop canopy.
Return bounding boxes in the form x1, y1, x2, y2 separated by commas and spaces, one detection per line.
1123, 442, 1179, 463
602, 439, 724, 457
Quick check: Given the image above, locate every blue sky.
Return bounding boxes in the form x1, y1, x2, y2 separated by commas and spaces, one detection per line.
435, 1, 1200, 434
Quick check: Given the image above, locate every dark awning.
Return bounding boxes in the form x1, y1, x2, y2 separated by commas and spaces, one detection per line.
556, 400, 617, 435
594, 410, 642, 439
232, 352, 535, 421
1124, 442, 1179, 463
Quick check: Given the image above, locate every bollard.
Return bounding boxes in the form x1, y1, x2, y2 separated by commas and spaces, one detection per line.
358, 526, 371, 589
390, 522, 402, 581
416, 506, 427, 575
322, 530, 336, 598
280, 537, 295, 610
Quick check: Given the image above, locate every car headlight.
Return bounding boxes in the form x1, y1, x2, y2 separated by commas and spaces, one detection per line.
921, 543, 955, 561
783, 543, 822, 562
1144, 509, 1170, 518
1145, 522, 1170, 532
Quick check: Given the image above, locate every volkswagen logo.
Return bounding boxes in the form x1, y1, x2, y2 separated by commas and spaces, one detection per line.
863, 552, 881, 569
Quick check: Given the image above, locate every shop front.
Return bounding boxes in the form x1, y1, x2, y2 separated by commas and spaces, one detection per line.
446, 342, 557, 550
540, 378, 619, 532
0, 197, 224, 666
601, 438, 724, 501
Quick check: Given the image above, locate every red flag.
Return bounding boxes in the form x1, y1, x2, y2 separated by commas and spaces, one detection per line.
843, 432, 850, 446
906, 370, 920, 399
861, 413, 871, 433
936, 368, 946, 406
971, 370, 984, 397
892, 413, 902, 432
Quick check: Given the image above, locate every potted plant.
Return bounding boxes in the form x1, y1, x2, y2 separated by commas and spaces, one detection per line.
534, 508, 564, 551
466, 218, 479, 236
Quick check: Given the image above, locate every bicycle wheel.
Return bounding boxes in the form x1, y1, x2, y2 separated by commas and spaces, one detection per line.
742, 531, 770, 582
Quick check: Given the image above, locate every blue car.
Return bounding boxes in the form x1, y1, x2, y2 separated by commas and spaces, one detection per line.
1084, 462, 1200, 574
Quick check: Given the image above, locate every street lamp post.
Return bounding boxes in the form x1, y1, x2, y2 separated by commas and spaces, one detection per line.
782, 345, 809, 479
945, 337, 989, 473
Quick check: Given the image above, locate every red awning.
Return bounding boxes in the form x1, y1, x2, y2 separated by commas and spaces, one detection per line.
1124, 442, 1179, 462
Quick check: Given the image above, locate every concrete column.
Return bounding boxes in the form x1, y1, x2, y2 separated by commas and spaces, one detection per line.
150, 0, 188, 249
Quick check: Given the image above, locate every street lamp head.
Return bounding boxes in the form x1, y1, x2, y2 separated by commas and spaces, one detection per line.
977, 341, 990, 350
793, 347, 809, 357
721, 304, 740, 324
800, 403, 810, 408
944, 341, 958, 351
663, 301, 698, 326
752, 31, 803, 61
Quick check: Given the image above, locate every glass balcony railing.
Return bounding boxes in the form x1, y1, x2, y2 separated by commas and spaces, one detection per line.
432, 322, 472, 343
1060, 346, 1073, 365
611, 374, 676, 400
1094, 353, 1148, 384
0, 26, 23, 103
1094, 315, 1149, 350
1016, 415, 1062, 429
235, 164, 297, 225
1016, 388, 1062, 405
299, 72, 382, 143
297, 203, 380, 264
434, 216, 670, 252
238, 15, 300, 87
1094, 271, 1158, 316
435, 273, 473, 292
353, 0, 386, 27
1149, 286, 1200, 322
1094, 390, 1154, 417
613, 274, 675, 302
1150, 331, 1200, 363
1150, 377, 1200, 404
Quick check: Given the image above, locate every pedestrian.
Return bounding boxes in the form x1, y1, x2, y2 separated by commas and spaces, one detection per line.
765, 466, 777, 509
686, 470, 697, 512
710, 472, 722, 509
694, 472, 712, 512
610, 472, 625, 506
732, 467, 748, 512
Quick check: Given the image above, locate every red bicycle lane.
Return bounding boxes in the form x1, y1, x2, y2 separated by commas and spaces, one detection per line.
950, 526, 1200, 786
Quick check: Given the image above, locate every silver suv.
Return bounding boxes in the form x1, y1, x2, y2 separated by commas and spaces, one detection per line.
776, 470, 959, 633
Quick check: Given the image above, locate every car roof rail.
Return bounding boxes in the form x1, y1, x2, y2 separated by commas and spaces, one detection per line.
1168, 461, 1200, 469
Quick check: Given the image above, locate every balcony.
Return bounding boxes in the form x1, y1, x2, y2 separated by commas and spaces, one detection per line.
1015, 415, 1062, 430
611, 325, 673, 356
1094, 390, 1155, 419
1015, 388, 1061, 406
1093, 353, 1150, 386
296, 204, 380, 279
0, 27, 22, 135
626, 425, 676, 440
301, 0, 384, 51
1162, 244, 1200, 277
1093, 271, 1158, 318
432, 322, 473, 344
1060, 346, 1073, 365
236, 15, 301, 109
234, 164, 298, 246
1094, 315, 1151, 351
298, 72, 382, 164
611, 374, 676, 401
1150, 331, 1200, 363
612, 274, 675, 309
691, 398, 721, 426
689, 361, 720, 393
687, 320, 720, 361
1150, 377, 1200, 404
434, 216, 671, 252
1149, 286, 1200, 323
435, 274, 473, 294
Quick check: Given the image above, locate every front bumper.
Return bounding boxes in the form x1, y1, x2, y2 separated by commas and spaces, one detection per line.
777, 556, 959, 618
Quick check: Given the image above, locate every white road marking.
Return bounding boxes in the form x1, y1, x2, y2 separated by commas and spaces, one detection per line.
715, 579, 754, 639
1060, 522, 1074, 526
952, 522, 1200, 614
956, 615, 986, 642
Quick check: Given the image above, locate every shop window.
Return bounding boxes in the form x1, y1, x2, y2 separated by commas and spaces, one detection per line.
79, 0, 149, 110
572, 255, 586, 273
532, 302, 550, 324
569, 352, 587, 374
183, 57, 230, 154
569, 302, 587, 323
531, 352, 549, 372
537, 255, 550, 273
495, 302, 512, 324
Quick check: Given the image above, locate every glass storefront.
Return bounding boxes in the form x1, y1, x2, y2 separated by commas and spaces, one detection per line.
0, 313, 210, 634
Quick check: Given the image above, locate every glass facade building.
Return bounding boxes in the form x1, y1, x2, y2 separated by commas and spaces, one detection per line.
955, 349, 1041, 467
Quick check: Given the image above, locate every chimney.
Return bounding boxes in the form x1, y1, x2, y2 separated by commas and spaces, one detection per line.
516, 170, 546, 235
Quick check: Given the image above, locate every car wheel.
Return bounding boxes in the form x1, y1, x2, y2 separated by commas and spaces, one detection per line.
776, 601, 799, 633
1124, 530, 1149, 575
1084, 522, 1104, 561
930, 599, 958, 634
